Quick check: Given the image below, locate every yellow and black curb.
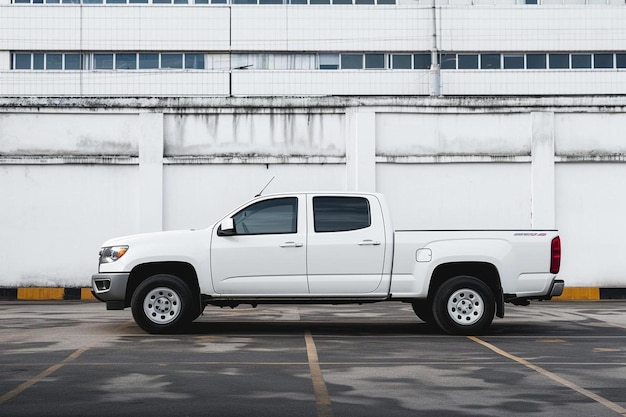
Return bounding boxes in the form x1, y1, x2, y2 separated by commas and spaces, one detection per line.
553, 287, 626, 301
0, 288, 96, 301
1, 287, 625, 301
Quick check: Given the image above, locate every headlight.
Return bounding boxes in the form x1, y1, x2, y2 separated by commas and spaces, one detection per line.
99, 246, 129, 264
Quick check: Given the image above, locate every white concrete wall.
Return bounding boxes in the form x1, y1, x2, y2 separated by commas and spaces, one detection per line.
439, 6, 626, 52
1, 97, 625, 289
3, 4, 624, 53
0, 164, 140, 287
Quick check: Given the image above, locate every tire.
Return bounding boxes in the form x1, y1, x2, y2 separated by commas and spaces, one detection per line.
411, 301, 434, 324
432, 276, 495, 335
131, 274, 195, 334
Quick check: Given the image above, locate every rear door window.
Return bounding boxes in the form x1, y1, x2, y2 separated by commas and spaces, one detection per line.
313, 197, 371, 233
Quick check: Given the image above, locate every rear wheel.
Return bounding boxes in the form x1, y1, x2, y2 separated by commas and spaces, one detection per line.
131, 274, 195, 334
432, 276, 495, 335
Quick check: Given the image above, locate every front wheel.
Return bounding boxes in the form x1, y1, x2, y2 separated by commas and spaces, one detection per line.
131, 274, 195, 334
432, 276, 495, 335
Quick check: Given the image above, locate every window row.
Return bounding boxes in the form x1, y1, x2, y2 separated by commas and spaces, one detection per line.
12, 0, 395, 5
11, 52, 626, 71
438, 53, 626, 70
12, 53, 206, 70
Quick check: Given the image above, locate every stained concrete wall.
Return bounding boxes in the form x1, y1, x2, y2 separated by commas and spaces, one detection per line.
1, 97, 625, 289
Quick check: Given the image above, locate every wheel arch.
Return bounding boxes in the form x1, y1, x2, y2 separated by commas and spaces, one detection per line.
126, 262, 201, 309
428, 262, 504, 318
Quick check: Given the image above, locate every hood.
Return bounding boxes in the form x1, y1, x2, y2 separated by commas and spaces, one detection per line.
101, 229, 201, 247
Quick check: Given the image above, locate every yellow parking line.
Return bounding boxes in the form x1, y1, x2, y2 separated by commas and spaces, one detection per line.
304, 331, 334, 417
0, 321, 134, 406
0, 346, 90, 405
469, 336, 626, 417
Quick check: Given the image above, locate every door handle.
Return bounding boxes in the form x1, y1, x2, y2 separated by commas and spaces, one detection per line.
280, 242, 303, 248
358, 240, 381, 246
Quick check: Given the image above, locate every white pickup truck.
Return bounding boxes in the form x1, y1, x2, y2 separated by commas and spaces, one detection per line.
91, 192, 563, 335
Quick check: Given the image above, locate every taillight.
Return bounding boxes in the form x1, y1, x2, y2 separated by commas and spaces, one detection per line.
550, 236, 561, 274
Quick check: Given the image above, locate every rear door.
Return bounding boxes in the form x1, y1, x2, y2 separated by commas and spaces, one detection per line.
211, 195, 308, 295
306, 194, 387, 295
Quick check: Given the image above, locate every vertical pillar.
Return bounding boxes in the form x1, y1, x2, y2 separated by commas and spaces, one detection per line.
138, 112, 164, 233
531, 111, 556, 229
346, 108, 376, 192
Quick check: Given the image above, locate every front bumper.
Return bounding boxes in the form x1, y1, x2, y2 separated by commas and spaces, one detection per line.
91, 272, 130, 309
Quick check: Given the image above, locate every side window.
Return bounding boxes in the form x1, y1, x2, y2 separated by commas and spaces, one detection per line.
232, 198, 298, 235
313, 197, 371, 233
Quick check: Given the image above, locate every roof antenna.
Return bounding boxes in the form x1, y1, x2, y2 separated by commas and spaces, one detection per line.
255, 177, 275, 197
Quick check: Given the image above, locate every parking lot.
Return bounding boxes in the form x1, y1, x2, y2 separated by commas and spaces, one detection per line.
1, 300, 625, 417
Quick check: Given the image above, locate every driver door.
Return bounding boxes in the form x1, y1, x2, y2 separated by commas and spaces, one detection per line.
210, 195, 308, 295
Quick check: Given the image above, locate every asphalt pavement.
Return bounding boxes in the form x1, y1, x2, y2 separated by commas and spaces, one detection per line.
1, 301, 625, 417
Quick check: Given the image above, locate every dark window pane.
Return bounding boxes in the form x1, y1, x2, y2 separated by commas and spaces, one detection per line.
14, 0, 31, 3
94, 54, 114, 70
128, 0, 148, 3
458, 54, 478, 69
233, 0, 256, 3
161, 54, 183, 69
185, 54, 205, 69
84, 0, 104, 3
481, 54, 500, 69
152, 0, 171, 3
527, 54, 546, 69
14, 54, 31, 70
525, 0, 537, 4
333, 0, 351, 3
341, 54, 363, 69
46, 54, 62, 70
33, 0, 44, 3
233, 198, 298, 235
365, 54, 385, 69
440, 53, 456, 69
320, 54, 338, 70
211, 0, 227, 3
139, 53, 159, 69
62, 0, 80, 3
549, 54, 569, 69
46, 0, 60, 3
116, 53, 136, 70
194, 0, 209, 3
290, 0, 307, 3
310, 0, 330, 4
377, 0, 395, 4
355, 0, 374, 3
616, 54, 626, 69
65, 54, 81, 70
260, 0, 282, 3
504, 55, 524, 69
414, 54, 430, 69
106, 0, 126, 3
392, 54, 411, 69
313, 197, 370, 233
571, 54, 591, 69
594, 54, 613, 69
33, 54, 44, 70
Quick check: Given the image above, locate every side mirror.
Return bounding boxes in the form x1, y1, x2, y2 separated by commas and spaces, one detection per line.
217, 217, 235, 236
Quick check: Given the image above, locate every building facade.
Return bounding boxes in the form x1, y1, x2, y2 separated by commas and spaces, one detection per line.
1, 0, 625, 290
